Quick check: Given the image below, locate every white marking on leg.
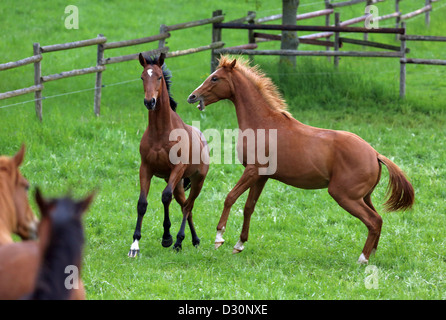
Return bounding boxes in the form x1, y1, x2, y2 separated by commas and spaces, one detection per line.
147, 69, 153, 77
215, 227, 225, 242
130, 240, 139, 251
233, 239, 245, 253
357, 253, 369, 264
215, 227, 225, 249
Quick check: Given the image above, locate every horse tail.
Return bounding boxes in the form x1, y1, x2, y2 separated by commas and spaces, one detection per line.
377, 154, 415, 211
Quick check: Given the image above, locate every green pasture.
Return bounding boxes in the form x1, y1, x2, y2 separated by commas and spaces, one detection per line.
1, 0, 445, 300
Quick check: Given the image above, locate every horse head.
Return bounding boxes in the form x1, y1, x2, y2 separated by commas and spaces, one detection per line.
0, 145, 38, 243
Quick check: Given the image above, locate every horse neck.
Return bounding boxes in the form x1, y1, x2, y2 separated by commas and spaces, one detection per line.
229, 72, 281, 131
147, 83, 175, 136
31, 208, 83, 299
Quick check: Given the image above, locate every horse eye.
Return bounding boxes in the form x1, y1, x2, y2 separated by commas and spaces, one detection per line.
140, 77, 143, 80
158, 76, 162, 80
211, 77, 218, 82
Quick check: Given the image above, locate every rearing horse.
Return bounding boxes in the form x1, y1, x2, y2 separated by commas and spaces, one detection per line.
188, 56, 414, 264
128, 53, 209, 257
0, 145, 38, 245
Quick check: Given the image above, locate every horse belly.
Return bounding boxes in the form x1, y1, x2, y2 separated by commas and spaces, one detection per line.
273, 170, 329, 189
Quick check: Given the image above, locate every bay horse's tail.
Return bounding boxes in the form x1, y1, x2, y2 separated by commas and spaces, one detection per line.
377, 154, 415, 211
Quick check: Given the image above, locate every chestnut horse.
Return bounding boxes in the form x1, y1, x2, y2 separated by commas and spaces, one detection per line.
0, 145, 38, 245
188, 56, 414, 264
128, 53, 209, 257
0, 189, 93, 299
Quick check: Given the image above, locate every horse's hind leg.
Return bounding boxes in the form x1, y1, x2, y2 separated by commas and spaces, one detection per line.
173, 174, 205, 250
363, 193, 381, 254
329, 187, 383, 264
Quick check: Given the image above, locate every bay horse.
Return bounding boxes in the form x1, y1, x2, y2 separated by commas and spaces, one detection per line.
0, 188, 93, 299
0, 145, 38, 245
187, 56, 414, 264
128, 53, 209, 257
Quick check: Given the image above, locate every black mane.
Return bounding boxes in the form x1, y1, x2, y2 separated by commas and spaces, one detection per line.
27, 198, 85, 300
144, 55, 178, 112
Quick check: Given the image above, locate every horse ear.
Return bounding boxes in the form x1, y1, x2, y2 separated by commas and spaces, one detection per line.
77, 192, 96, 216
158, 53, 165, 67
230, 59, 237, 69
35, 187, 50, 218
13, 144, 26, 167
139, 53, 147, 67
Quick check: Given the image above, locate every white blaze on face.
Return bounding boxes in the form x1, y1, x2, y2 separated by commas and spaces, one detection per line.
147, 69, 153, 77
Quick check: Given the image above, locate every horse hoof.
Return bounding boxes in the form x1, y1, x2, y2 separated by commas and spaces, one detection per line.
128, 240, 140, 258
128, 249, 139, 258
232, 239, 245, 254
162, 236, 173, 248
193, 238, 200, 248
215, 241, 224, 250
173, 244, 182, 252
357, 253, 369, 265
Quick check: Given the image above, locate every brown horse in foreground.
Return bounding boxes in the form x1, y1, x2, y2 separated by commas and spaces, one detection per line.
0, 189, 92, 300
0, 145, 38, 245
188, 56, 414, 264
128, 53, 209, 257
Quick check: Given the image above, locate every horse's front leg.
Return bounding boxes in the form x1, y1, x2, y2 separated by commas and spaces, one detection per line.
233, 177, 268, 253
129, 165, 152, 257
216, 165, 260, 250
162, 165, 187, 249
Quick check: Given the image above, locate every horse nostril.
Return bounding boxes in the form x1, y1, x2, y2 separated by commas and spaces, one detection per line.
188, 94, 197, 103
144, 98, 156, 110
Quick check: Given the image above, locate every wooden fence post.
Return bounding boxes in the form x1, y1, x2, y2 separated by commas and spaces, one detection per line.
94, 34, 105, 116
364, 0, 371, 41
211, 10, 223, 73
158, 24, 168, 49
334, 12, 340, 68
399, 22, 406, 98
247, 11, 256, 63
395, 0, 401, 40
425, 0, 431, 27
324, 0, 332, 61
33, 43, 43, 121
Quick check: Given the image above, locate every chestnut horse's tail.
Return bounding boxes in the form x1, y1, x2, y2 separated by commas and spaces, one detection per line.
377, 154, 415, 211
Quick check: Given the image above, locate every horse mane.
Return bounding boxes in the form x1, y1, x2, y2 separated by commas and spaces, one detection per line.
218, 55, 292, 119
27, 197, 85, 300
144, 55, 178, 112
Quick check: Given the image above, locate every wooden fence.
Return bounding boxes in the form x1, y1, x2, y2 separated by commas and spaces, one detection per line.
0, 0, 443, 119
212, 0, 443, 97
0, 13, 225, 120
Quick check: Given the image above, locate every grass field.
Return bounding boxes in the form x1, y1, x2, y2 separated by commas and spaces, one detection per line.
1, 0, 445, 300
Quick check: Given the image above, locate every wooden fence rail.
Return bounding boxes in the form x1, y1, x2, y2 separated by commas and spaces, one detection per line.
399, 23, 446, 97
0, 0, 442, 119
0, 12, 226, 120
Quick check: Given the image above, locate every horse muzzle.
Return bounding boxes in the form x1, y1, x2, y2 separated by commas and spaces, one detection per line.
187, 94, 205, 111
144, 98, 157, 110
